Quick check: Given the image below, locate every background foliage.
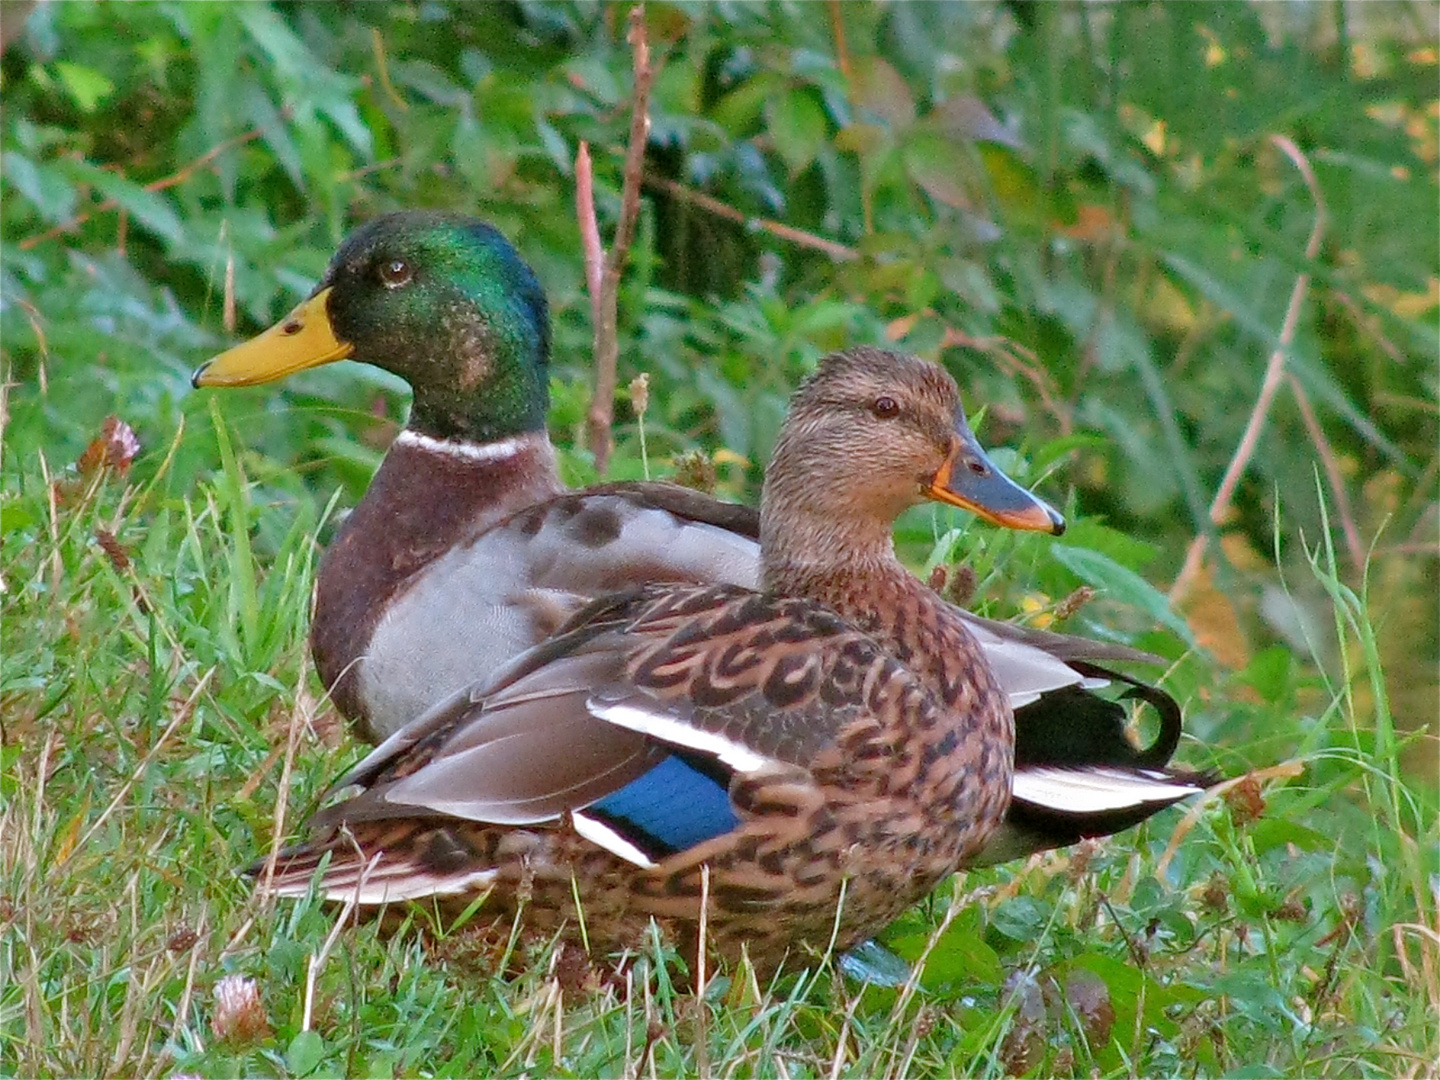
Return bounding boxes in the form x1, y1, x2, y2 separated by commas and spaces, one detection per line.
2, 2, 1436, 1077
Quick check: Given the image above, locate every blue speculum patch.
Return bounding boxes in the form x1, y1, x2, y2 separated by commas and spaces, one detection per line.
588, 753, 741, 858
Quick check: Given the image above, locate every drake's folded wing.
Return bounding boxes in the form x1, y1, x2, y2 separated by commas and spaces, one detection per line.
500, 489, 761, 595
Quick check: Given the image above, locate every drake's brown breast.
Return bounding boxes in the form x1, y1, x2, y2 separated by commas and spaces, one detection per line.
311, 439, 563, 736
314, 461, 763, 741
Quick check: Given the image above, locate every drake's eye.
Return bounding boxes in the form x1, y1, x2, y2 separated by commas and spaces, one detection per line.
377, 259, 412, 288
871, 396, 900, 419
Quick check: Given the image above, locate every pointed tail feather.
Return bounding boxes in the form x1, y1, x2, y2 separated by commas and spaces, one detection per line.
970, 763, 1218, 867
245, 829, 499, 906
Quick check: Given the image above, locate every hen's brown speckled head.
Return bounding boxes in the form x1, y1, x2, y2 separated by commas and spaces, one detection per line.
760, 347, 1063, 575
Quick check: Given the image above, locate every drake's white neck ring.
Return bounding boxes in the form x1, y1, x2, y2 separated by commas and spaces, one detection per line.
394, 429, 539, 465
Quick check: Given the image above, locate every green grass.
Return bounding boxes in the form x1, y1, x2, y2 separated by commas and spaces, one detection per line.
2, 417, 1434, 1079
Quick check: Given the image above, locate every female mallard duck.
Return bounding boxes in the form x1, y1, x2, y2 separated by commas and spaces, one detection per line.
196, 212, 1209, 863
254, 348, 1062, 973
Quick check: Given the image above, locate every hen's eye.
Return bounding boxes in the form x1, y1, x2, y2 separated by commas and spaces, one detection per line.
871, 396, 900, 419
377, 259, 412, 288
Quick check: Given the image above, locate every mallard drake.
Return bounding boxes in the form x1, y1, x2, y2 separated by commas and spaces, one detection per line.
252, 348, 1064, 974
195, 212, 1209, 864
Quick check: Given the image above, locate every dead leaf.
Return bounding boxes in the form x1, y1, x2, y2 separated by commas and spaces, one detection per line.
1062, 967, 1115, 1045
1224, 774, 1266, 826
1000, 968, 1048, 1075
1174, 555, 1251, 670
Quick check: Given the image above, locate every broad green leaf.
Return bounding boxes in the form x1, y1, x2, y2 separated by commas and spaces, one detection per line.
243, 79, 302, 188
1236, 645, 1294, 704
766, 88, 827, 176
712, 74, 776, 135
1204, 968, 1296, 1029
62, 160, 183, 245
2, 152, 78, 223
1050, 543, 1197, 646
850, 55, 914, 129
1248, 817, 1334, 855
936, 257, 1001, 312
990, 894, 1050, 940
903, 132, 973, 209
1028, 431, 1111, 474
1048, 518, 1160, 572
834, 121, 888, 156
917, 926, 1002, 988
838, 938, 913, 986
980, 142, 1052, 226
286, 1030, 326, 1077
53, 61, 114, 112
238, 5, 372, 157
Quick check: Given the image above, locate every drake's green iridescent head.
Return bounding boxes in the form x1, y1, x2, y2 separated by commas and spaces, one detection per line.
194, 211, 550, 443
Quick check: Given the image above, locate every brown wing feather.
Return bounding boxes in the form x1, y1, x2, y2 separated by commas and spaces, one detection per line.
305, 583, 906, 840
